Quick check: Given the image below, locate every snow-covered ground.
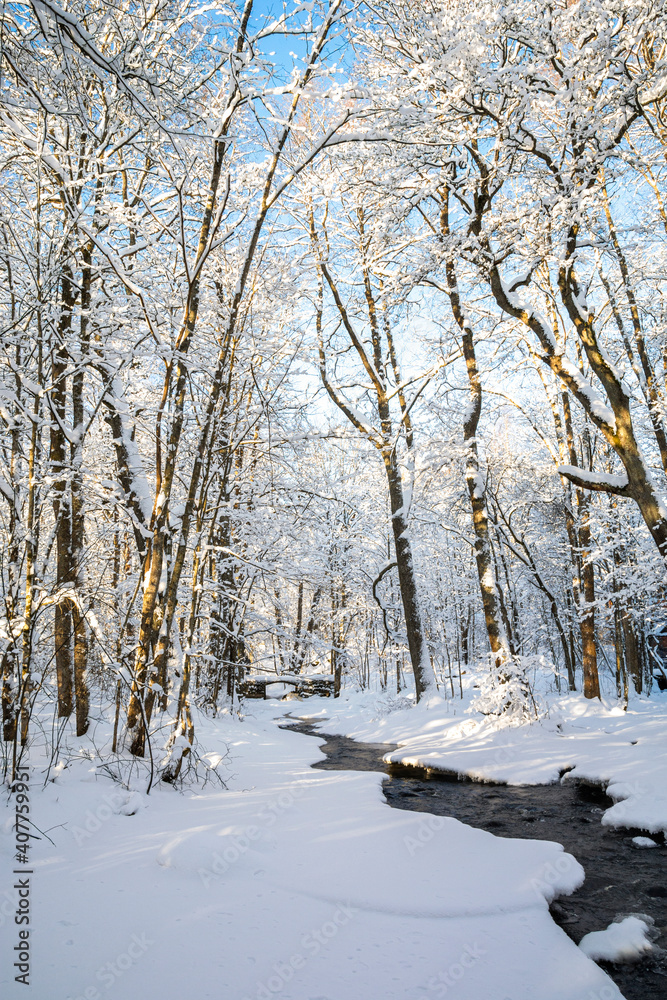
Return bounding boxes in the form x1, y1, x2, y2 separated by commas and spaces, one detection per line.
3, 685, 664, 1000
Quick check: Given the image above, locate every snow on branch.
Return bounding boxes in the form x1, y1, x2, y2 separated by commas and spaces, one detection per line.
30, 0, 155, 114
0, 474, 14, 506
489, 267, 617, 435
557, 465, 630, 497
558, 358, 616, 431
641, 69, 667, 106
323, 128, 395, 146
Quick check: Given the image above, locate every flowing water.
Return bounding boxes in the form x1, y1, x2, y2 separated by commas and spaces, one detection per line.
282, 719, 667, 1000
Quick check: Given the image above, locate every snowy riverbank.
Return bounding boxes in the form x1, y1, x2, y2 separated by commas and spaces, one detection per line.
303, 686, 667, 836
0, 696, 630, 1000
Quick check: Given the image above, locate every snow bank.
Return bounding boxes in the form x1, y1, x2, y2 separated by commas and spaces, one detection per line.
311, 688, 667, 834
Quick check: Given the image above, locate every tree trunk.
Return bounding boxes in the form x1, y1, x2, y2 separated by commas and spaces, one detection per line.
312, 204, 436, 700
442, 208, 510, 665
601, 176, 667, 476
51, 265, 75, 718
578, 495, 600, 699
2, 325, 21, 741
71, 244, 91, 736
383, 449, 435, 700
489, 257, 667, 563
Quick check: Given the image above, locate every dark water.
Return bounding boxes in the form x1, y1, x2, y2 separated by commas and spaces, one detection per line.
282, 719, 667, 1000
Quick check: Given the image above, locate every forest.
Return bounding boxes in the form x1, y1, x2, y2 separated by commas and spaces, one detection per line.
2, 4, 667, 1000
2, 0, 666, 780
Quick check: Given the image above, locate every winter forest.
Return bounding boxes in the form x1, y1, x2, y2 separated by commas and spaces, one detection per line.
1, 2, 667, 999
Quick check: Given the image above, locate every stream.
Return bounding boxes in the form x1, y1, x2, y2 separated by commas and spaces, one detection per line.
282, 718, 667, 1000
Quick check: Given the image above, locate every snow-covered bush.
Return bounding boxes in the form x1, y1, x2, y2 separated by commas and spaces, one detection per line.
468, 655, 546, 723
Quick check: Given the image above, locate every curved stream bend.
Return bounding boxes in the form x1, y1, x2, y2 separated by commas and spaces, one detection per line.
282, 719, 667, 1000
